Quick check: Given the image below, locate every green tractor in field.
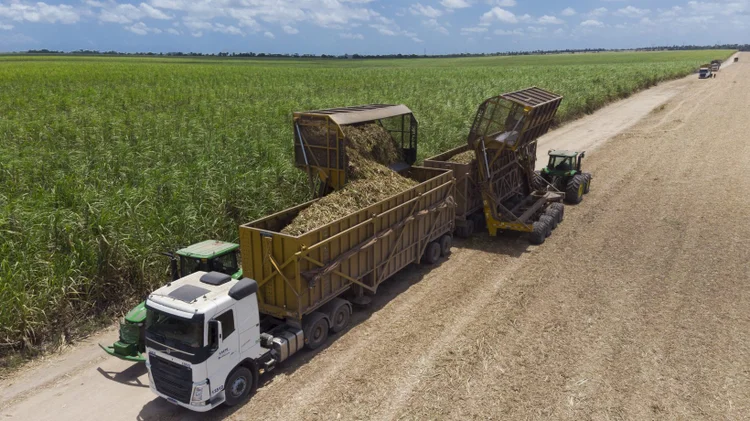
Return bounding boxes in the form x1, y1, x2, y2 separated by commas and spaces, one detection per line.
534, 150, 592, 204
98, 240, 242, 362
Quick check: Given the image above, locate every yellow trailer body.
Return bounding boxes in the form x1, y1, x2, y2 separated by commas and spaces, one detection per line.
239, 167, 455, 323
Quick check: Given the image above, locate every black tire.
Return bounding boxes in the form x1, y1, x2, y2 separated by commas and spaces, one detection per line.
565, 174, 586, 204
224, 366, 257, 407
455, 219, 475, 239
423, 241, 442, 264
439, 235, 452, 257
303, 312, 329, 350
583, 173, 592, 194
327, 299, 351, 334
543, 209, 559, 229
529, 221, 548, 245
470, 213, 486, 231
532, 170, 546, 191
539, 215, 555, 236
550, 203, 565, 223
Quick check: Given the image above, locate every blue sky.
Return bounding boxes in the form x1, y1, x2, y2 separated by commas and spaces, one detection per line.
0, 0, 747, 54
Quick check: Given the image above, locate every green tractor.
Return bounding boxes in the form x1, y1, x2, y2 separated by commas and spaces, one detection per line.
99, 240, 242, 362
535, 150, 592, 204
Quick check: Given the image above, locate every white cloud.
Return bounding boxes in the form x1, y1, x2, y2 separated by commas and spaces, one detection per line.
263, 31, 275, 38
561, 7, 576, 16
410, 3, 442, 18
166, 27, 179, 34
580, 19, 604, 27
339, 32, 364, 39
615, 6, 650, 18
441, 0, 471, 9
487, 0, 517, 6
369, 15, 422, 41
423, 18, 449, 34
480, 7, 517, 25
183, 18, 244, 36
494, 28, 523, 35
0, 2, 81, 24
538, 15, 564, 25
124, 21, 162, 35
282, 25, 299, 34
461, 26, 488, 34
96, 3, 171, 25
0, 23, 12, 30
587, 7, 608, 17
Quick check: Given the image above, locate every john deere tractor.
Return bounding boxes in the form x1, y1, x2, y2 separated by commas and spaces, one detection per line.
99, 240, 242, 362
535, 150, 592, 204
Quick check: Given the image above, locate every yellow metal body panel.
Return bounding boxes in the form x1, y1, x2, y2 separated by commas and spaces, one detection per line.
239, 167, 455, 323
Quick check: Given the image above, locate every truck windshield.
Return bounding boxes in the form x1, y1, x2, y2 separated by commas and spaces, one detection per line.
145, 308, 204, 352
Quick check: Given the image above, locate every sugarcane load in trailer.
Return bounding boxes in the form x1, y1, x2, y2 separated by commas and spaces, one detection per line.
143, 105, 456, 412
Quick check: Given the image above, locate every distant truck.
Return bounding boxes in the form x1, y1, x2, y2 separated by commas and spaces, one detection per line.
699, 65, 713, 79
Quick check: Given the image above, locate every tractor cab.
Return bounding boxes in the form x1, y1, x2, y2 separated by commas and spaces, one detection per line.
543, 150, 585, 177
171, 240, 241, 281
100, 240, 241, 362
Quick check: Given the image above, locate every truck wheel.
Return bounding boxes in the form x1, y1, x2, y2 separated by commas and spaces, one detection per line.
539, 215, 555, 235
456, 219, 475, 238
303, 312, 329, 350
224, 366, 257, 407
565, 174, 586, 204
423, 242, 442, 264
439, 235, 452, 257
327, 299, 351, 334
470, 213, 486, 231
529, 221, 548, 245
550, 203, 564, 223
583, 173, 592, 194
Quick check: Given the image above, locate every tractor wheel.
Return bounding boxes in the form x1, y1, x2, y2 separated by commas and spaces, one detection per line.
529, 220, 549, 245
549, 203, 565, 223
543, 209, 559, 229
539, 215, 555, 236
303, 312, 329, 350
583, 173, 592, 194
423, 241, 442, 264
565, 174, 586, 204
532, 170, 546, 191
439, 235, 452, 257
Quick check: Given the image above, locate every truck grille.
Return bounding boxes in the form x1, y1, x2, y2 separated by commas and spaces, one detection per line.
150, 354, 192, 404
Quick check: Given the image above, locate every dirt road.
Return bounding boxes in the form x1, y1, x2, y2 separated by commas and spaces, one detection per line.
2, 53, 748, 420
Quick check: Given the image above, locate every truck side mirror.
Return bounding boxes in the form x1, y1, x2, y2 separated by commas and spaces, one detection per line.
208, 320, 223, 352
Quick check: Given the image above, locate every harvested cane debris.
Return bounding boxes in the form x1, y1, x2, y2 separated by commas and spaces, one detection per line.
282, 124, 417, 236
447, 150, 476, 164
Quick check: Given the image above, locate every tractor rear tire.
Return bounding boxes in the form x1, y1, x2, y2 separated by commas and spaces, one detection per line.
550, 203, 565, 223
583, 173, 592, 194
565, 174, 586, 204
532, 170, 546, 191
439, 235, 452, 257
423, 241, 442, 264
529, 220, 549, 245
539, 215, 555, 236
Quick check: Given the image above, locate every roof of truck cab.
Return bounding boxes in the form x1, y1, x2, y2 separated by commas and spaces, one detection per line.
548, 150, 579, 158
176, 240, 239, 259
294, 104, 413, 126
148, 271, 237, 315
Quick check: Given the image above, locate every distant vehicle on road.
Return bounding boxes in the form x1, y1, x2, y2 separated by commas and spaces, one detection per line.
699, 66, 713, 79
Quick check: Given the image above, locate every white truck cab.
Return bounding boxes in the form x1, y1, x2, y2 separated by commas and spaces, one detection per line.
144, 271, 300, 411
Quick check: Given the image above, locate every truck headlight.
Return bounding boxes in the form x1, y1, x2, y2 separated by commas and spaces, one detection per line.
191, 380, 209, 404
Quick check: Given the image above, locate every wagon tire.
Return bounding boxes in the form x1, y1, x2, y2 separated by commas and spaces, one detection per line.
439, 235, 452, 257
424, 241, 442, 264
550, 203, 565, 223
529, 221, 548, 245
542, 209, 559, 229
539, 215, 556, 236
327, 299, 352, 334
456, 220, 475, 239
303, 312, 329, 350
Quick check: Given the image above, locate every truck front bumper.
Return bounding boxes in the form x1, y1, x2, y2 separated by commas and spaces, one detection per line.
147, 376, 225, 412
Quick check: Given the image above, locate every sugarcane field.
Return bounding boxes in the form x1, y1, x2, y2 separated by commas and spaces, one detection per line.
1, 5, 750, 419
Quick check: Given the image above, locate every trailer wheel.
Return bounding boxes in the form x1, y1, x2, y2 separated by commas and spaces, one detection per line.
542, 209, 559, 229
529, 221, 548, 245
303, 312, 329, 350
327, 299, 351, 334
539, 215, 555, 236
423, 242, 442, 264
224, 366, 256, 407
583, 173, 592, 194
439, 235, 452, 257
565, 174, 586, 204
549, 203, 564, 223
456, 219, 475, 238
470, 213, 486, 231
